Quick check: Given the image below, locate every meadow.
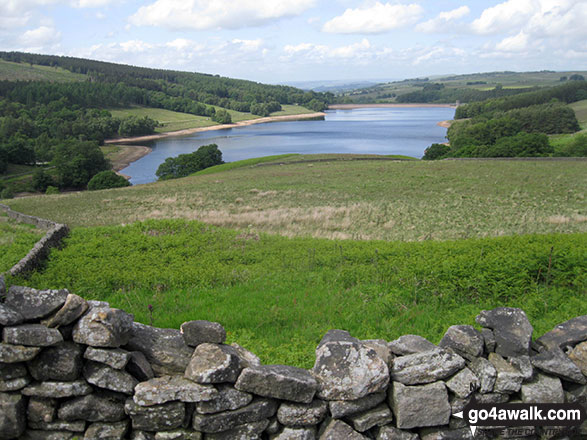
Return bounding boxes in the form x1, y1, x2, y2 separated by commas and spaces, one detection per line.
0, 213, 44, 273
0, 59, 86, 82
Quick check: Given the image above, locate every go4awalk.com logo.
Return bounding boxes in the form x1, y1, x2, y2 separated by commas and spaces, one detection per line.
454, 401, 586, 437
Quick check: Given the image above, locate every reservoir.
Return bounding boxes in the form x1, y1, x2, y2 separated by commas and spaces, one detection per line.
122, 106, 455, 185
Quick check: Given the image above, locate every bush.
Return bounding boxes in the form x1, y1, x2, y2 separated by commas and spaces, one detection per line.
52, 140, 110, 188
484, 132, 552, 157
45, 186, 59, 195
423, 143, 450, 160
211, 109, 232, 124
1, 187, 14, 199
156, 144, 224, 180
87, 170, 131, 191
32, 169, 54, 192
554, 134, 587, 157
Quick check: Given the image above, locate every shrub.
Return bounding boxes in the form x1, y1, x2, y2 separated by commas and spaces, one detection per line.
32, 169, 54, 192
87, 170, 131, 191
45, 186, 60, 195
1, 187, 14, 199
554, 134, 587, 157
423, 143, 450, 160
156, 144, 224, 180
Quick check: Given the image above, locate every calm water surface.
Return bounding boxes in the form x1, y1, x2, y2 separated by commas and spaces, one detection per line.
122, 107, 455, 185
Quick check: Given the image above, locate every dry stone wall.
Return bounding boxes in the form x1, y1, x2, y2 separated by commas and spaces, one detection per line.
0, 282, 586, 440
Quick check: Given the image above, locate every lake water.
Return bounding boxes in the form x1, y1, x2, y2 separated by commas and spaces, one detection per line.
122, 106, 455, 185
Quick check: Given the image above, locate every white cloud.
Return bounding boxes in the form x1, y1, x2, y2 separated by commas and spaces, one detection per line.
129, 0, 316, 30
283, 39, 373, 61
322, 2, 423, 34
471, 0, 534, 35
20, 25, 62, 48
416, 6, 470, 33
495, 31, 529, 52
413, 47, 466, 65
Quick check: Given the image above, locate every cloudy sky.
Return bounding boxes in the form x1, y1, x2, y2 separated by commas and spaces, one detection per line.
2, 0, 586, 84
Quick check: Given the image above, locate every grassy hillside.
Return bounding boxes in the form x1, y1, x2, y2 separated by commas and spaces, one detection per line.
0, 59, 86, 82
0, 213, 44, 272
4, 156, 586, 240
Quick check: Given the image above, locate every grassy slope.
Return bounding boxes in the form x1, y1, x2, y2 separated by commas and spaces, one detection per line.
4, 157, 586, 241
549, 99, 587, 148
0, 213, 44, 272
0, 60, 86, 82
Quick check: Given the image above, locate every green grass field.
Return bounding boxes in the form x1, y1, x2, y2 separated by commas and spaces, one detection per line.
0, 60, 86, 82
549, 99, 587, 149
0, 213, 44, 272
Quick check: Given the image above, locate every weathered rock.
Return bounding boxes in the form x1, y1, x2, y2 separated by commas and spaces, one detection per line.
192, 398, 277, 433
125, 322, 194, 375
195, 383, 252, 414
235, 364, 317, 403
0, 303, 24, 326
535, 315, 587, 351
312, 330, 389, 400
347, 403, 393, 432
5, 286, 68, 320
22, 380, 92, 398
3, 324, 63, 347
185, 343, 244, 384
0, 344, 43, 363
20, 430, 76, 440
73, 307, 134, 348
0, 392, 26, 439
84, 360, 139, 394
131, 430, 155, 440
0, 375, 30, 391
41, 293, 89, 328
481, 328, 496, 353
133, 375, 217, 406
0, 275, 4, 295
127, 350, 155, 381
270, 426, 316, 440
390, 349, 465, 385
27, 397, 56, 423
84, 420, 129, 440
0, 363, 26, 382
419, 427, 474, 440
469, 357, 497, 394
28, 419, 86, 432
59, 394, 126, 422
488, 353, 524, 393
155, 429, 202, 440
363, 339, 394, 367
229, 343, 261, 368
569, 341, 587, 376
389, 335, 437, 355
266, 417, 281, 435
375, 425, 419, 440
328, 392, 386, 419
389, 381, 451, 429
125, 398, 185, 431
84, 346, 131, 369
277, 399, 328, 427
180, 320, 226, 347
318, 419, 367, 439
473, 392, 509, 404
531, 347, 586, 384
88, 300, 110, 309
27, 341, 83, 381
205, 419, 269, 440
439, 325, 484, 361
521, 373, 564, 403
476, 308, 533, 357
446, 367, 479, 398
509, 356, 534, 381
450, 394, 472, 414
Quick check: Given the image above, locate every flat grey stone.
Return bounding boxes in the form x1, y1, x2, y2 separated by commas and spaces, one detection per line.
363, 339, 394, 367
319, 419, 367, 439
41, 293, 89, 328
521, 373, 564, 403
0, 303, 24, 326
27, 397, 56, 423
127, 350, 155, 381
488, 353, 524, 393
509, 356, 534, 381
0, 362, 27, 381
73, 307, 134, 348
569, 341, 587, 376
84, 346, 131, 369
469, 357, 497, 394
531, 347, 586, 384
155, 429, 202, 440
312, 330, 388, 400
205, 419, 269, 440
22, 380, 92, 398
235, 364, 318, 403
125, 322, 193, 375
445, 367, 479, 398
27, 341, 83, 381
388, 335, 437, 355
59, 394, 126, 422
192, 398, 277, 433
195, 383, 252, 414
21, 431, 77, 440
535, 315, 587, 351
28, 419, 86, 432
84, 360, 139, 394
0, 375, 30, 391
376, 425, 419, 440
270, 426, 316, 440
181, 320, 226, 347
230, 343, 261, 368
439, 325, 484, 360
5, 286, 68, 320
347, 403, 393, 432
476, 308, 533, 357
130, 430, 155, 440
185, 343, 244, 384
125, 398, 185, 431
133, 375, 217, 406
450, 394, 472, 414
3, 324, 63, 347
0, 392, 26, 439
390, 348, 465, 385
389, 381, 451, 429
84, 420, 129, 440
328, 392, 386, 419
481, 328, 496, 353
277, 399, 328, 427
473, 392, 509, 404
0, 343, 40, 363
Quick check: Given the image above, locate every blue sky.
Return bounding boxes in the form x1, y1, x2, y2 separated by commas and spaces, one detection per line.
1, 1, 586, 84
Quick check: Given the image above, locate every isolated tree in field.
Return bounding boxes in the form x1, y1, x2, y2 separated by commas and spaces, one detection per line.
156, 144, 224, 180
88, 170, 131, 190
